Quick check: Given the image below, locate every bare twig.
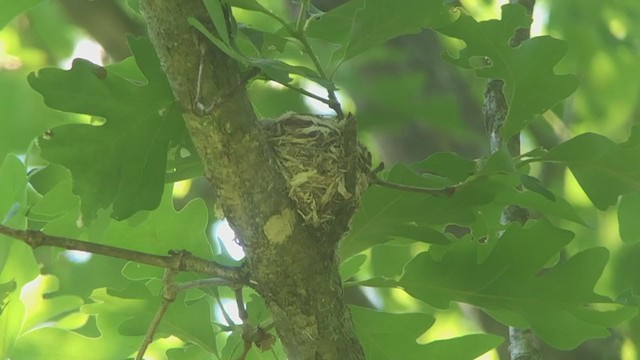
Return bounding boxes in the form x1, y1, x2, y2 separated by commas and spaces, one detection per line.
0, 225, 248, 283
175, 278, 231, 292
235, 286, 248, 322
136, 268, 180, 360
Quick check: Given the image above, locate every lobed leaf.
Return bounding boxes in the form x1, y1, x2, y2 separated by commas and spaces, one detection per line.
28, 36, 186, 221
341, 151, 585, 259
351, 306, 502, 360
438, 4, 578, 138
536, 131, 640, 210
305, 0, 454, 68
396, 220, 636, 349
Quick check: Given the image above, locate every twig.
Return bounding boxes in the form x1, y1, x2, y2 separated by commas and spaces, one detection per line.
279, 81, 335, 107
262, 7, 344, 117
371, 177, 455, 197
213, 287, 237, 327
234, 286, 248, 322
368, 163, 456, 197
136, 268, 180, 360
0, 225, 247, 283
175, 278, 231, 292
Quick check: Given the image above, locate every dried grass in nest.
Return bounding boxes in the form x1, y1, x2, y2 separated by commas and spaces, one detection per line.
262, 112, 371, 227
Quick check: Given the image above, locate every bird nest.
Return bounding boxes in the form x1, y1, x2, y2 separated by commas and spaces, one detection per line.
262, 113, 371, 228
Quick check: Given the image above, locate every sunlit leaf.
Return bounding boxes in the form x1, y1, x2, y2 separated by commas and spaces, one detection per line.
537, 132, 640, 210
28, 36, 185, 221
0, 0, 43, 29
396, 220, 636, 349
306, 0, 454, 67
438, 4, 578, 138
84, 283, 218, 355
351, 306, 502, 359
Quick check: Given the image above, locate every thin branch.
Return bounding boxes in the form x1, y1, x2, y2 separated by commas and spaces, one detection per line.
235, 286, 248, 322
370, 177, 455, 197
262, 7, 344, 117
368, 162, 456, 197
213, 288, 237, 327
175, 278, 232, 292
136, 268, 179, 360
278, 81, 335, 107
0, 225, 248, 283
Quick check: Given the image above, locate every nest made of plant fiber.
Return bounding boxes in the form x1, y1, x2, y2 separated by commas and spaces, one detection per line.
262, 112, 371, 227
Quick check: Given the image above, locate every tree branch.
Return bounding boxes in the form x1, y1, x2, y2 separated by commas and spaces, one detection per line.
0, 225, 247, 283
484, 1, 542, 359
136, 268, 179, 360
139, 0, 365, 358
371, 176, 455, 197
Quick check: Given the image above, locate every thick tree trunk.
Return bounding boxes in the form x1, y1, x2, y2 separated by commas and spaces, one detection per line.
139, 1, 365, 359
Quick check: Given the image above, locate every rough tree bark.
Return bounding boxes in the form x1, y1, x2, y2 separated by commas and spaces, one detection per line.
139, 0, 366, 359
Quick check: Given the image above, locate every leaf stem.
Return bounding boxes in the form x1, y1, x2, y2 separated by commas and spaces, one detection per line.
370, 176, 456, 197
296, 0, 310, 32
263, 7, 344, 117
279, 81, 336, 107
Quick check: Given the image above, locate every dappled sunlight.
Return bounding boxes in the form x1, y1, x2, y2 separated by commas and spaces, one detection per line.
212, 218, 245, 261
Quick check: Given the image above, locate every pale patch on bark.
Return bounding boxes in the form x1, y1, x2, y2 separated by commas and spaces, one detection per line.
263, 208, 295, 243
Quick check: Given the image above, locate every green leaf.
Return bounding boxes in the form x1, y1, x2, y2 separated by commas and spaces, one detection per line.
84, 284, 218, 355
343, 0, 453, 61
340, 253, 367, 281
0, 155, 27, 227
397, 220, 637, 349
226, 0, 270, 14
99, 187, 212, 257
11, 327, 139, 360
340, 163, 475, 259
0, 70, 75, 161
189, 17, 247, 62
166, 344, 217, 360
17, 274, 84, 333
438, 4, 578, 138
417, 334, 504, 360
306, 0, 454, 67
0, 157, 39, 359
28, 36, 186, 221
538, 132, 640, 210
351, 306, 501, 360
0, 0, 43, 29
0, 280, 16, 308
189, 17, 333, 90
520, 174, 555, 201
203, 0, 230, 44
618, 193, 640, 243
